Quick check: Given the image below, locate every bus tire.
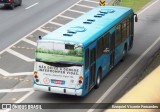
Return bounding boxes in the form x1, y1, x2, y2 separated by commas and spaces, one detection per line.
18, 0, 22, 6
121, 44, 127, 61
10, 3, 15, 10
95, 69, 102, 89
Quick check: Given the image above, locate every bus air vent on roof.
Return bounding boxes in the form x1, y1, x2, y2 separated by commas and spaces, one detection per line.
97, 13, 105, 16
87, 19, 95, 22
69, 26, 86, 32
100, 9, 115, 14
64, 26, 86, 36
83, 21, 92, 24
83, 19, 95, 24
63, 33, 73, 36
94, 15, 102, 18
67, 30, 77, 34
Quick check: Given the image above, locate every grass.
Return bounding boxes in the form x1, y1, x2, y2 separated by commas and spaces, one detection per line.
36, 53, 83, 63
119, 0, 151, 12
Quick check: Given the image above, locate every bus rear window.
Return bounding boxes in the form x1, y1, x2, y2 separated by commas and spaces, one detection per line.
36, 41, 83, 64
65, 44, 74, 50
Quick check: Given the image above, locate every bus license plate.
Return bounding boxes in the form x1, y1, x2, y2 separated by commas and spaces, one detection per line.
51, 79, 65, 85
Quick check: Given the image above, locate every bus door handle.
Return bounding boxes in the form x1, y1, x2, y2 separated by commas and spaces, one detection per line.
103, 48, 110, 54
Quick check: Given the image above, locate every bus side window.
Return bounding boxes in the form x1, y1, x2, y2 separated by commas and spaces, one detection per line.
116, 24, 122, 46
97, 38, 103, 57
85, 48, 89, 69
122, 20, 127, 41
103, 32, 110, 49
90, 48, 96, 64
126, 18, 130, 37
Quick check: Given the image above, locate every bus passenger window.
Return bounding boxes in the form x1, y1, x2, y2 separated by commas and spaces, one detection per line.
90, 48, 96, 64
126, 19, 130, 37
103, 33, 110, 49
97, 38, 103, 57
122, 20, 127, 41
116, 24, 122, 46
65, 44, 74, 50
85, 49, 89, 69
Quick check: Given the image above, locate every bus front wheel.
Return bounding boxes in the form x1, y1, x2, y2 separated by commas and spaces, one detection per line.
95, 69, 102, 89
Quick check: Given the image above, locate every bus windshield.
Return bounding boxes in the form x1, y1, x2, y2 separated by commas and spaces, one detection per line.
36, 40, 83, 65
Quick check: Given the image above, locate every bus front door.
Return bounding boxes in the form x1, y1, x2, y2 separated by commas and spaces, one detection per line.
89, 47, 96, 89
110, 32, 115, 69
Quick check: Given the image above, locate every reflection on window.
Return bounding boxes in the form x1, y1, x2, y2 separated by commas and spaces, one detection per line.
97, 38, 103, 57
65, 44, 74, 50
90, 48, 96, 64
103, 33, 110, 49
85, 48, 89, 69
116, 24, 122, 46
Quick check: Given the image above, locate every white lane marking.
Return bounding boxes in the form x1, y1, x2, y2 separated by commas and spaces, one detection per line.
23, 38, 37, 46
25, 2, 39, 10
0, 0, 83, 110
0, 88, 33, 93
137, 0, 160, 16
49, 21, 63, 26
68, 9, 85, 13
11, 72, 33, 76
15, 90, 35, 103
0, 68, 33, 76
84, 0, 99, 4
87, 0, 160, 111
0, 69, 10, 76
38, 28, 51, 34
59, 15, 75, 20
0, 91, 35, 112
88, 37, 160, 112
7, 49, 34, 62
0, 0, 82, 55
76, 4, 94, 9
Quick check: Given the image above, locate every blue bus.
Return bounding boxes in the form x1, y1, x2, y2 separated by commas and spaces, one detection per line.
34, 6, 138, 96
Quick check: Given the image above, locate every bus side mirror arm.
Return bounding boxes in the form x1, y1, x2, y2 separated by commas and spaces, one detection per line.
103, 48, 110, 54
134, 13, 138, 22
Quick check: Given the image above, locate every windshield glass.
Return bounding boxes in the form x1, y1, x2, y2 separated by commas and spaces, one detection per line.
36, 40, 83, 65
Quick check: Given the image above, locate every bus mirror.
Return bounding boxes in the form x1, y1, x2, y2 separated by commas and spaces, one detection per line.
134, 14, 138, 22
103, 48, 110, 54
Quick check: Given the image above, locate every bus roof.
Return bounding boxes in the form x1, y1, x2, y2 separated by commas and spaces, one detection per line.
41, 6, 133, 47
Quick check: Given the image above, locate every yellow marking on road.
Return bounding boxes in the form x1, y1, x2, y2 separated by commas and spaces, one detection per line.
14, 77, 19, 80
3, 77, 7, 79
11, 46, 35, 50
12, 98, 17, 101
0, 76, 32, 83
99, 0, 106, 6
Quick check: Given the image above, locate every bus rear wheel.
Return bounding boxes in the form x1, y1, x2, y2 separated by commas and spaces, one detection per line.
95, 69, 101, 89
121, 44, 127, 61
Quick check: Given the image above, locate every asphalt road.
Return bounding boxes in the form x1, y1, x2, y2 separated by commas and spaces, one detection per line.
0, 0, 79, 51
0, 0, 159, 112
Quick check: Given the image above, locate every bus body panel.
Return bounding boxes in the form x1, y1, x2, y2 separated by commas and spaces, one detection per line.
34, 6, 136, 96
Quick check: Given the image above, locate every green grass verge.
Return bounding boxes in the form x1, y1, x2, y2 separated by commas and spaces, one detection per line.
37, 53, 83, 63
119, 0, 151, 12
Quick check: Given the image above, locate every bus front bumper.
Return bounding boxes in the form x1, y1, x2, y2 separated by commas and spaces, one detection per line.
34, 84, 83, 96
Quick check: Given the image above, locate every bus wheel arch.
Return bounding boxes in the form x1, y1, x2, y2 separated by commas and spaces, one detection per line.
94, 67, 102, 89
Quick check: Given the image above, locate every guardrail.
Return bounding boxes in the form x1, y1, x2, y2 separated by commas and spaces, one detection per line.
112, 0, 121, 6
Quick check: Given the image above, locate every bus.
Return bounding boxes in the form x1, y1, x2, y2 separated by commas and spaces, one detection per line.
34, 6, 138, 96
